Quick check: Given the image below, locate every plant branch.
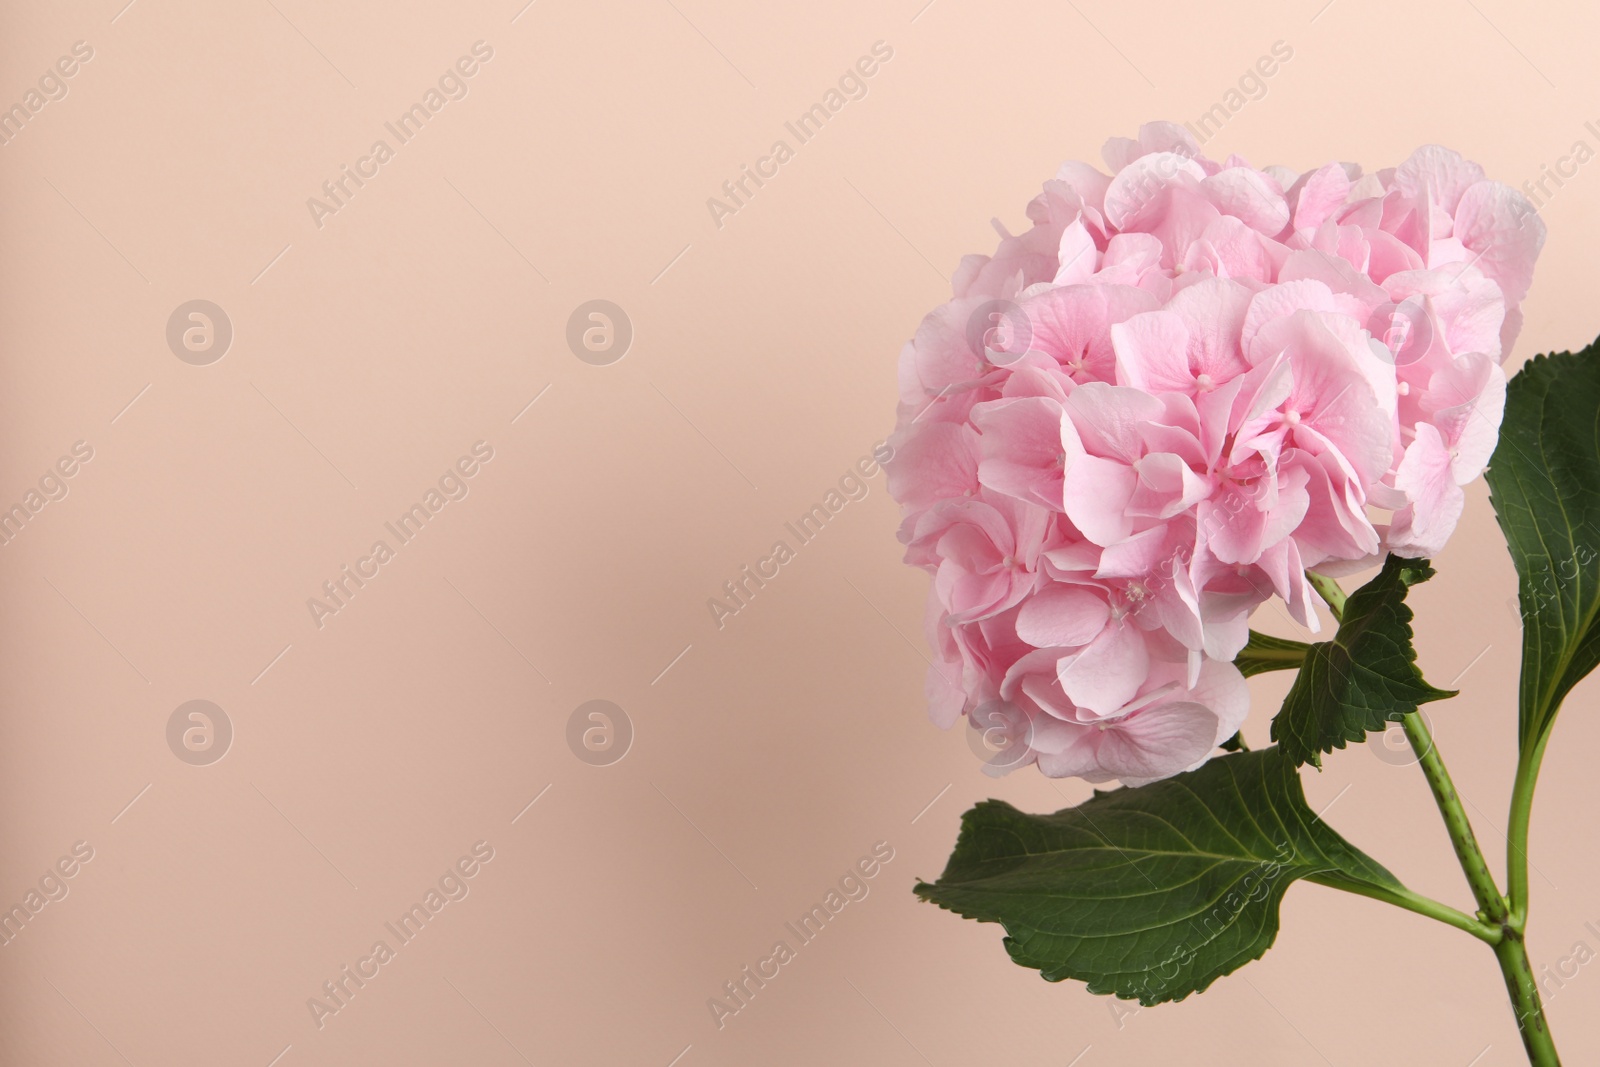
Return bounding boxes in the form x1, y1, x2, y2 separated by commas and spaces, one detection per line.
1401, 711, 1509, 925
1495, 930, 1562, 1065
1307, 872, 1499, 943
1506, 730, 1551, 926
1401, 686, 1562, 1062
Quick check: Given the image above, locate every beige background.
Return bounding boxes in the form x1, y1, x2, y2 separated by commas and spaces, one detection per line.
1, 0, 1597, 1064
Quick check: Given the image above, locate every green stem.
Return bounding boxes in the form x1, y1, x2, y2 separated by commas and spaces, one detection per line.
1401, 712, 1508, 926
1495, 931, 1562, 1065
1308, 873, 1498, 943
1506, 731, 1551, 925
1403, 689, 1565, 1064
1253, 645, 1314, 668
1404, 715, 1563, 1064
1304, 571, 1560, 1063
1502, 731, 1558, 1064
1306, 570, 1346, 621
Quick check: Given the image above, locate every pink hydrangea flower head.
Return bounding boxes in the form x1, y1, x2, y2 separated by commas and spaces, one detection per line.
888, 123, 1544, 784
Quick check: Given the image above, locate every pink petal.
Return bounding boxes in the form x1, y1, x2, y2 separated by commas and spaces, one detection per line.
1290, 162, 1353, 234
1065, 381, 1167, 460
1074, 701, 1220, 784
1389, 423, 1466, 557
1424, 352, 1506, 481
886, 421, 980, 513
1056, 621, 1149, 718
973, 397, 1069, 509
1112, 310, 1191, 392
1202, 166, 1290, 234
1454, 181, 1545, 307
1103, 152, 1208, 231
1054, 218, 1098, 285
1015, 584, 1111, 648
1063, 454, 1138, 546
1394, 145, 1486, 214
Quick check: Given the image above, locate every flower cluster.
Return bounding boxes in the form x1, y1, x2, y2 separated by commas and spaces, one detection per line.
887, 122, 1544, 785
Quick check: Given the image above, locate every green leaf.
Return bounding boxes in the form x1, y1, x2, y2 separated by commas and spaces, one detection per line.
1234, 630, 1312, 677
1269, 555, 1455, 768
913, 748, 1402, 1005
1484, 342, 1600, 751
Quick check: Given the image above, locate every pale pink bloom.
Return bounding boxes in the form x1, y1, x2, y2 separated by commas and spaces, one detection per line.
1112, 277, 1254, 394
971, 396, 1072, 511
1025, 283, 1158, 384
1387, 424, 1466, 558
1001, 657, 1249, 785
907, 494, 1051, 624
886, 126, 1542, 785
